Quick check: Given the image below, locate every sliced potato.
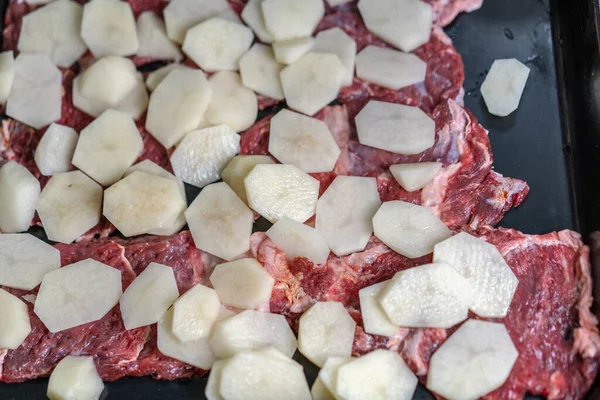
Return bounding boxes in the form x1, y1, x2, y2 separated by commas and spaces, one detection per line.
481, 58, 530, 117
266, 217, 330, 264
216, 7, 242, 24
372, 201, 451, 259
81, 0, 139, 57
25, 0, 54, 4
241, 0, 274, 43
281, 52, 344, 116
185, 182, 253, 261
18, 0, 87, 68
318, 357, 350, 400
255, 346, 296, 363
219, 350, 311, 400
221, 155, 275, 204
326, 0, 351, 5
79, 56, 138, 107
0, 161, 40, 233
336, 349, 418, 400
157, 307, 216, 369
433, 232, 518, 318
146, 69, 212, 149
164, 0, 230, 44
205, 359, 226, 400
316, 176, 381, 256
427, 320, 519, 400
210, 310, 296, 359
355, 45, 427, 91
34, 259, 123, 333
268, 108, 340, 173
183, 17, 254, 72
47, 356, 104, 400
104, 171, 187, 237
6, 53, 62, 129
206, 71, 258, 132
239, 43, 285, 100
0, 234, 60, 290
145, 64, 192, 92
389, 162, 442, 192
244, 164, 320, 223
0, 51, 14, 104
273, 37, 314, 65
0, 288, 31, 349
210, 259, 274, 310
312, 28, 356, 86
358, 281, 398, 337
37, 171, 103, 244
311, 378, 335, 400
358, 0, 432, 52
170, 126, 240, 188
125, 160, 186, 202
172, 284, 220, 342
261, 0, 324, 41
355, 100, 435, 155
120, 262, 179, 330
136, 11, 182, 62
34, 123, 78, 177
298, 302, 356, 367
72, 109, 143, 186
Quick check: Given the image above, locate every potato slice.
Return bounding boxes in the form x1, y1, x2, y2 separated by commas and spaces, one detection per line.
312, 28, 356, 86
356, 100, 435, 155
136, 11, 182, 62
373, 201, 451, 259
79, 56, 138, 106
206, 71, 258, 132
25, 0, 53, 4
433, 232, 518, 318
185, 182, 253, 260
171, 126, 240, 188
326, 0, 351, 5
358, 0, 432, 52
358, 281, 398, 337
172, 284, 220, 342
17, 0, 87, 68
426, 320, 519, 400
119, 262, 179, 330
318, 357, 350, 400
37, 171, 103, 244
210, 310, 296, 358
210, 259, 274, 310
355, 45, 427, 90
125, 160, 186, 202
81, 0, 138, 57
164, 0, 229, 44
244, 164, 319, 223
34, 123, 78, 177
255, 346, 296, 363
316, 176, 381, 256
0, 288, 31, 349
146, 69, 212, 149
0, 161, 40, 233
336, 349, 418, 400
239, 44, 285, 100
481, 58, 530, 117
261, 0, 324, 41
183, 18, 254, 72
205, 359, 227, 400
222, 155, 275, 204
298, 302, 356, 367
266, 217, 330, 264
0, 51, 14, 104
0, 234, 60, 290
241, 0, 274, 43
72, 110, 143, 186
268, 108, 340, 173
272, 38, 314, 65
104, 171, 187, 237
6, 54, 61, 129
281, 52, 344, 116
47, 356, 104, 400
219, 350, 311, 400
389, 162, 442, 192
34, 259, 122, 333
157, 307, 216, 369
145, 64, 192, 92
378, 263, 472, 328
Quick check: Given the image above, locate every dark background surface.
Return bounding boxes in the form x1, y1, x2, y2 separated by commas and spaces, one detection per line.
1, 0, 598, 398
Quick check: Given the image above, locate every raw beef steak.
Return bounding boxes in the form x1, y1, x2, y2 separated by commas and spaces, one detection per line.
250, 227, 600, 400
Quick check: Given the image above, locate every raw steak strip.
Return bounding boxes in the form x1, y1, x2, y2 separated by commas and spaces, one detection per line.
250, 227, 600, 400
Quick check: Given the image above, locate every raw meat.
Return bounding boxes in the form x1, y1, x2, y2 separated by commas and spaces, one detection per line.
250, 227, 600, 400
423, 0, 484, 27
240, 101, 529, 230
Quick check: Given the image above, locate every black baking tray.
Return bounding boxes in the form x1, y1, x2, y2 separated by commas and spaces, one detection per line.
0, 0, 598, 398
